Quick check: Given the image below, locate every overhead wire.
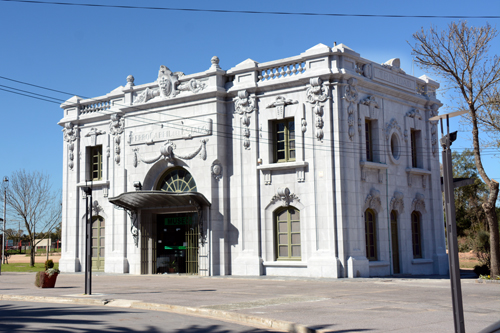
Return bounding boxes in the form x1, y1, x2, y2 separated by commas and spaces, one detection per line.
1, 76, 499, 160
1, 0, 499, 19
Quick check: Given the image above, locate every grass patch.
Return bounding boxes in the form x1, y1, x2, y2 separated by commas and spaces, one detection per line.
1, 262, 59, 273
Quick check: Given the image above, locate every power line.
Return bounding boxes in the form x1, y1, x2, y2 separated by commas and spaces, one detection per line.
1, 77, 499, 159
1, 0, 499, 19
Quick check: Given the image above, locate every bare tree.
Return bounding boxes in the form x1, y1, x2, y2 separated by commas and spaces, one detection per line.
411, 21, 500, 276
2, 170, 61, 266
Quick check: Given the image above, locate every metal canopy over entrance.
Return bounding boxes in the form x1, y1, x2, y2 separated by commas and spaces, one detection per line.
108, 191, 211, 211
109, 190, 210, 275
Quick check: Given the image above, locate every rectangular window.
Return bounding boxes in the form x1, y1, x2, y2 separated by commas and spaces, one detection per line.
91, 146, 102, 181
365, 209, 377, 261
274, 119, 295, 163
412, 212, 422, 259
365, 119, 373, 161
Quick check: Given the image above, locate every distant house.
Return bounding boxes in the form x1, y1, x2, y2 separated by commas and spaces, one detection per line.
59, 43, 447, 277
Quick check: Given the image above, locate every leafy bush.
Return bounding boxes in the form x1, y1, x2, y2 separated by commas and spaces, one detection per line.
474, 264, 490, 277
44, 260, 54, 270
34, 272, 42, 287
473, 230, 491, 267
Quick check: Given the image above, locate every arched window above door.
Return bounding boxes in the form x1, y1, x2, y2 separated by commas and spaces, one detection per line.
156, 167, 197, 192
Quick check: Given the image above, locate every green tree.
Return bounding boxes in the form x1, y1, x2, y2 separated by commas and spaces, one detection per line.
1, 170, 61, 266
411, 21, 500, 277
452, 149, 488, 235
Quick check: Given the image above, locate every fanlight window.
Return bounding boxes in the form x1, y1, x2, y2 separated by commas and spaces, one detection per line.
157, 168, 197, 192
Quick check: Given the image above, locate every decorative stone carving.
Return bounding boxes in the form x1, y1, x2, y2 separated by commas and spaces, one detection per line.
133, 65, 198, 105
385, 118, 403, 140
364, 188, 382, 212
132, 139, 207, 167
211, 160, 223, 181
390, 191, 405, 214
266, 96, 298, 120
381, 58, 406, 75
411, 193, 426, 214
109, 114, 125, 164
269, 187, 300, 207
177, 78, 207, 94
210, 56, 221, 70
126, 75, 135, 88
85, 128, 105, 146
306, 77, 329, 141
428, 104, 440, 157
63, 122, 79, 170
406, 108, 422, 120
92, 200, 103, 216
128, 210, 139, 247
344, 77, 359, 141
234, 90, 257, 150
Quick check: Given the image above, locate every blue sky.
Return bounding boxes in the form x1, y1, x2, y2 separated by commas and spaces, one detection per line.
1, 0, 499, 229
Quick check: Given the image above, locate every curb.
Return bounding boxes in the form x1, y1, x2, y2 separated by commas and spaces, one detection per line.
0, 294, 317, 333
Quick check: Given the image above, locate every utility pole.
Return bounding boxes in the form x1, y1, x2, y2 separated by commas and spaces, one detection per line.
430, 110, 467, 333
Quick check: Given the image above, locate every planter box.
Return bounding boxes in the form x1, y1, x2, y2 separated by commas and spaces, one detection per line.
35, 272, 59, 288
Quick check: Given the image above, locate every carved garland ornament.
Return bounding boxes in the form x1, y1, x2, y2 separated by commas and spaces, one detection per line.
306, 78, 329, 141
63, 122, 79, 170
234, 90, 257, 150
428, 104, 440, 157
109, 114, 125, 164
344, 78, 359, 141
132, 139, 208, 168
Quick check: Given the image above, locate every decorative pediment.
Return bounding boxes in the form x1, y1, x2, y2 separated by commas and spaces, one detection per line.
361, 95, 379, 109
269, 187, 300, 207
411, 193, 426, 214
364, 188, 382, 213
85, 128, 106, 146
390, 191, 404, 214
266, 96, 298, 119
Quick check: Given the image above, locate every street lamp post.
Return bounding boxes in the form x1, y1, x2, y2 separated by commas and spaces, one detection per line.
430, 110, 467, 333
83, 185, 93, 295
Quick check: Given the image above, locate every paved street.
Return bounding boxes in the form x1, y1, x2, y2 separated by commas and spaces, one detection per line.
0, 272, 499, 332
0, 300, 278, 332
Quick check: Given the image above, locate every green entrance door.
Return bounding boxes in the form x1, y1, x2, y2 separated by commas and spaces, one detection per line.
156, 213, 198, 274
92, 216, 105, 272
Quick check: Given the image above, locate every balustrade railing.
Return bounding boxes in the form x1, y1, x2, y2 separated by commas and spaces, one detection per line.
258, 61, 306, 82
79, 99, 112, 114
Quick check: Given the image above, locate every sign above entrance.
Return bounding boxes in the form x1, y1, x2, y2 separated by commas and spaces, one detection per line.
128, 118, 212, 146
164, 216, 193, 226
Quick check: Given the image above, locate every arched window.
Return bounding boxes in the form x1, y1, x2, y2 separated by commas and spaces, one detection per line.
275, 207, 301, 260
365, 209, 377, 261
92, 216, 105, 272
157, 167, 197, 192
390, 210, 400, 274
411, 211, 422, 258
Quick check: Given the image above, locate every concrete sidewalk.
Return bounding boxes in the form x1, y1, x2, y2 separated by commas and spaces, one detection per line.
0, 272, 498, 333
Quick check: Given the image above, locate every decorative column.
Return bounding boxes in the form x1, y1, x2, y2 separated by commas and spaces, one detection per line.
306, 78, 329, 141
234, 90, 257, 150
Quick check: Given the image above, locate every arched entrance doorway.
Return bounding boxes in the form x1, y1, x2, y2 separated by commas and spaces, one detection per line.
155, 167, 199, 274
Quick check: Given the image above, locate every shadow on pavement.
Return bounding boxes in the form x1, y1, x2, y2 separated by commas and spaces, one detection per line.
0, 303, 275, 333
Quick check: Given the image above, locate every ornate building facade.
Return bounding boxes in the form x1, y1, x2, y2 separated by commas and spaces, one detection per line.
59, 43, 448, 278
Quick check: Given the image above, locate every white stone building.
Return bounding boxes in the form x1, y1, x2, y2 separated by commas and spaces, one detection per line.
58, 43, 448, 278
